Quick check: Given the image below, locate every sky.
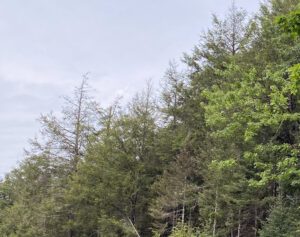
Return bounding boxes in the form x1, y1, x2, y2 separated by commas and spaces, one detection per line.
0, 0, 261, 177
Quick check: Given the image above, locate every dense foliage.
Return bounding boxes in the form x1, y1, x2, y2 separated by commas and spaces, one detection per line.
0, 0, 299, 236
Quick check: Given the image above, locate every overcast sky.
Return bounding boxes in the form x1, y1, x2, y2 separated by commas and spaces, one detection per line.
0, 0, 260, 177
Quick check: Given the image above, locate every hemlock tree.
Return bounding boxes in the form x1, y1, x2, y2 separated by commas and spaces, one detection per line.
0, 79, 100, 237
150, 149, 201, 236
30, 78, 99, 172
67, 86, 161, 236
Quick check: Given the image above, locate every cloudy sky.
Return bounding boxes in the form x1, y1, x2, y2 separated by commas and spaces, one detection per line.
0, 0, 260, 177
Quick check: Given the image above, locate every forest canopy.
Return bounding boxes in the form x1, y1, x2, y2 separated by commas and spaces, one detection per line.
0, 0, 299, 236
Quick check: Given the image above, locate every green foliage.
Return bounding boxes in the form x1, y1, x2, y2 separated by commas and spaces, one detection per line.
169, 223, 203, 237
97, 213, 136, 237
259, 199, 300, 237
203, 63, 300, 188
1, 0, 300, 236
277, 9, 300, 36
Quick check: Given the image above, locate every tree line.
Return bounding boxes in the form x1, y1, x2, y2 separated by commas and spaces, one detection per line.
0, 0, 299, 236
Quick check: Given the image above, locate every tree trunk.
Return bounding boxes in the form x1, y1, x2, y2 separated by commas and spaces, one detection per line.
237, 209, 241, 237
212, 189, 218, 237
127, 217, 141, 237
254, 206, 257, 237
182, 176, 186, 225
68, 212, 74, 237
